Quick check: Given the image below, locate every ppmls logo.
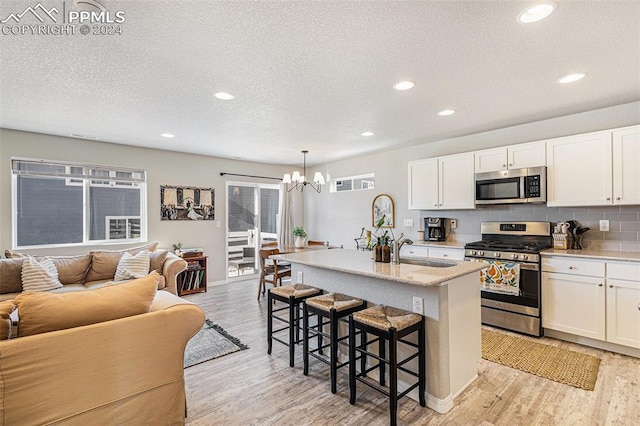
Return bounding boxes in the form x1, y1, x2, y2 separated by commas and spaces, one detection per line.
1, 1, 126, 36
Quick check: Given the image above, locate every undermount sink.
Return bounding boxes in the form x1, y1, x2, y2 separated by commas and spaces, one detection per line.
399, 258, 458, 268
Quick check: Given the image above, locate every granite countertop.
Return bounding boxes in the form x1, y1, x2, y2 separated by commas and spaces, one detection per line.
542, 248, 640, 262
272, 249, 486, 287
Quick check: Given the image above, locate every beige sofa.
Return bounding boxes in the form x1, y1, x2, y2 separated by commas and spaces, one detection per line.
0, 275, 205, 425
1, 244, 188, 300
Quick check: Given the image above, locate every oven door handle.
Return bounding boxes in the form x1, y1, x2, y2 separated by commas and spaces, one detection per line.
519, 263, 539, 271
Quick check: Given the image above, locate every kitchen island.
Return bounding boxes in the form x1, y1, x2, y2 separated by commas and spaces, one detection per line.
271, 249, 486, 414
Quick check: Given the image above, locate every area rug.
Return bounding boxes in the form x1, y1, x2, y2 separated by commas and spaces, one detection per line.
184, 319, 249, 368
481, 328, 600, 390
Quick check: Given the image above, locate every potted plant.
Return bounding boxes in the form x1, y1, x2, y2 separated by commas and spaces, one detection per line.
293, 226, 307, 248
172, 242, 183, 256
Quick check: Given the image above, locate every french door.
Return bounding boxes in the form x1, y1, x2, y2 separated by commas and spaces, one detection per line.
226, 182, 280, 279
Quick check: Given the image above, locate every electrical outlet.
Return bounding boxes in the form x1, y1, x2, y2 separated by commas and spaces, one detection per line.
297, 271, 303, 283
412, 296, 423, 314
599, 219, 609, 232
403, 219, 414, 227
450, 219, 457, 229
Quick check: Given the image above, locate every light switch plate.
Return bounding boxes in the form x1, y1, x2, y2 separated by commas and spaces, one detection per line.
403, 219, 414, 227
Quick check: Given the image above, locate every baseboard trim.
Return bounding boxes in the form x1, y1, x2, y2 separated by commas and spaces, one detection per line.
424, 374, 478, 414
543, 329, 640, 359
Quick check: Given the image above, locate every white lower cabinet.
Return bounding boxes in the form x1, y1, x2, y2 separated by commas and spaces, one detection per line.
542, 272, 605, 340
429, 247, 465, 260
606, 262, 640, 349
542, 256, 640, 350
399, 245, 464, 261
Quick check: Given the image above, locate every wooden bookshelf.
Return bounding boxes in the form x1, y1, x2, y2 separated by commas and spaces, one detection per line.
177, 255, 207, 296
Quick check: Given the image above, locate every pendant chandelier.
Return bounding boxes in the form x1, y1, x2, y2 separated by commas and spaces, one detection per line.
283, 150, 325, 193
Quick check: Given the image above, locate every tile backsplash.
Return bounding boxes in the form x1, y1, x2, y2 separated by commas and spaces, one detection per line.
420, 205, 640, 252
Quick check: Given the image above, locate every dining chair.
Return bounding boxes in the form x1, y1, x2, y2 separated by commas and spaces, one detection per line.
307, 240, 326, 246
258, 248, 292, 301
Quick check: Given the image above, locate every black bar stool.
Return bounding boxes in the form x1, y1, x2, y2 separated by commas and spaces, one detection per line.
302, 293, 367, 394
348, 305, 426, 426
267, 283, 321, 367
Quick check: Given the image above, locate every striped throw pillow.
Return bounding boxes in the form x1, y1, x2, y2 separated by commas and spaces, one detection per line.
114, 250, 151, 282
21, 257, 63, 292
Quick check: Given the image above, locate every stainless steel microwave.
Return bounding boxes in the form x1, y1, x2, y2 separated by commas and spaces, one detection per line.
475, 166, 546, 205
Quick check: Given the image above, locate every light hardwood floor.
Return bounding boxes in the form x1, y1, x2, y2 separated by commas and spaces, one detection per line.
183, 278, 640, 425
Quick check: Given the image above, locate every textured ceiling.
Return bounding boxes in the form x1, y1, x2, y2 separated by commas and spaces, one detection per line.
1, 0, 639, 166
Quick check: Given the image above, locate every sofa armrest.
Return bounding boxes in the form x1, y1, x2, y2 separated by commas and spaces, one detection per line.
0, 300, 205, 425
162, 252, 188, 295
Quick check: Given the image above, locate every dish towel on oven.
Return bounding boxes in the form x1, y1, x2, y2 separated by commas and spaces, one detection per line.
479, 261, 521, 295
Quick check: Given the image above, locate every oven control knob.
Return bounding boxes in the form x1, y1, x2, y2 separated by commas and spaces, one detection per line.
478, 251, 484, 256
493, 252, 501, 258
470, 250, 477, 255
510, 254, 518, 259
520, 254, 528, 260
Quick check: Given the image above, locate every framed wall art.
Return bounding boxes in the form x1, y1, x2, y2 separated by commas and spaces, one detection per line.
372, 193, 394, 228
161, 185, 215, 221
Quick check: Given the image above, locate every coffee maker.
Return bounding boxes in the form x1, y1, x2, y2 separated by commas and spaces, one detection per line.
425, 217, 447, 241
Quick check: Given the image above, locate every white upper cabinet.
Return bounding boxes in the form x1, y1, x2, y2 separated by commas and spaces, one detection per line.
438, 153, 475, 209
408, 153, 474, 210
474, 147, 507, 173
408, 158, 438, 210
546, 131, 613, 207
474, 141, 546, 173
612, 125, 640, 205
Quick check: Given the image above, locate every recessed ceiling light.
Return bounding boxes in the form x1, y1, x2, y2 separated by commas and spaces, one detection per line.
557, 72, 587, 84
518, 2, 556, 23
393, 81, 415, 91
160, 133, 175, 138
214, 92, 235, 100
361, 131, 374, 137
438, 109, 456, 116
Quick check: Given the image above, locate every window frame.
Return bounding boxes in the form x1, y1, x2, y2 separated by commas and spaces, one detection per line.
11, 157, 147, 249
330, 173, 376, 193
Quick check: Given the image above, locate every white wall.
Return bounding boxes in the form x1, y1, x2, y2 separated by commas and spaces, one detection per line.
0, 128, 305, 282
305, 101, 640, 250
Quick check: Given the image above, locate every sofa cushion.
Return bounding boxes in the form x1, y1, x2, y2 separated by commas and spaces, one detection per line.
14, 272, 159, 337
48, 255, 92, 285
85, 242, 158, 282
149, 250, 168, 273
3, 253, 91, 285
21, 257, 63, 292
0, 258, 26, 294
114, 250, 150, 281
0, 300, 16, 340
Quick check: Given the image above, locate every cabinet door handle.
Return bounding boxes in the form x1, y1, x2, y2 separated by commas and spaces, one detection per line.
616, 197, 621, 200
568, 266, 574, 269
502, 164, 506, 167
606, 197, 611, 201
443, 254, 448, 257
508, 163, 513, 167
598, 283, 603, 287
609, 284, 614, 288
637, 303, 640, 312
434, 204, 438, 207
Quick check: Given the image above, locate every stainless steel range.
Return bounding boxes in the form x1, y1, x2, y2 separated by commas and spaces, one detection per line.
464, 221, 552, 337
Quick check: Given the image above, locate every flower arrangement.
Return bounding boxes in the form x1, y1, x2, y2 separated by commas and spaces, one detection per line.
293, 226, 307, 237
172, 242, 183, 251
